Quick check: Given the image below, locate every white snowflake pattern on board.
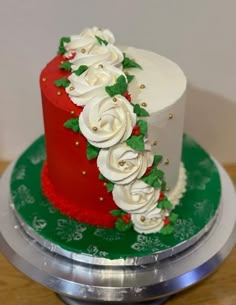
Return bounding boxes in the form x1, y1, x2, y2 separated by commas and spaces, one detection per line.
193, 199, 209, 217
131, 234, 161, 252
28, 145, 46, 165
94, 228, 124, 241
56, 219, 87, 242
87, 245, 108, 257
188, 170, 210, 191
11, 165, 26, 181
198, 158, 217, 174
173, 218, 198, 241
32, 216, 47, 231
12, 185, 35, 209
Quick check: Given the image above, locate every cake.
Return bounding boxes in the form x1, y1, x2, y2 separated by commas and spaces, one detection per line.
10, 27, 221, 260
40, 26, 187, 235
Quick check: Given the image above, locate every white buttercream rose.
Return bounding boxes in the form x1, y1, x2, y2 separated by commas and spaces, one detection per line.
64, 27, 115, 57
70, 44, 123, 70
97, 142, 153, 185
131, 207, 164, 234
66, 64, 125, 106
79, 95, 136, 148
113, 180, 160, 213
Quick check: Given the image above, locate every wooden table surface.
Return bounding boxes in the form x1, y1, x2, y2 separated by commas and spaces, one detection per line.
0, 161, 235, 305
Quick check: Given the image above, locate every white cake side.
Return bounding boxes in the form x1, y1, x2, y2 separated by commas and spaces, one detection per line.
126, 47, 187, 192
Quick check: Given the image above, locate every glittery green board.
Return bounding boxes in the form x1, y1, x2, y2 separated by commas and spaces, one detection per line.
10, 135, 221, 259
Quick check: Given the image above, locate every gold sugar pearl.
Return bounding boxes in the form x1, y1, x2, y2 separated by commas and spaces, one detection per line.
166, 187, 170, 192
164, 158, 170, 165
69, 86, 75, 91
57, 91, 62, 96
119, 161, 126, 166
168, 113, 173, 119
99, 64, 103, 68
140, 84, 146, 89
92, 127, 98, 131
70, 110, 75, 115
140, 216, 146, 222
99, 197, 104, 202
42, 77, 47, 82
113, 97, 117, 102
124, 71, 129, 75
152, 140, 158, 146
82, 171, 87, 175
81, 48, 86, 53
60, 61, 64, 64
141, 102, 147, 107
75, 141, 80, 146
103, 182, 107, 186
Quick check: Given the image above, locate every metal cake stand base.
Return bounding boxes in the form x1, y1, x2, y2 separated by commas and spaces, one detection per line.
58, 294, 171, 305
0, 162, 236, 304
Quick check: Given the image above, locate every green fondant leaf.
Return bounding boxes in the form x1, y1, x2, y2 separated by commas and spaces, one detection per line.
161, 180, 166, 191
126, 134, 145, 151
122, 53, 142, 70
137, 119, 148, 135
127, 74, 135, 83
99, 173, 107, 180
59, 61, 72, 71
142, 168, 164, 188
64, 118, 80, 133
86, 143, 100, 160
160, 224, 174, 235
106, 181, 114, 192
95, 35, 108, 46
158, 197, 172, 209
169, 212, 178, 223
142, 174, 161, 189
133, 104, 150, 117
57, 36, 71, 55
110, 209, 124, 217
115, 218, 133, 232
105, 75, 128, 97
153, 155, 163, 167
74, 65, 88, 76
54, 77, 70, 88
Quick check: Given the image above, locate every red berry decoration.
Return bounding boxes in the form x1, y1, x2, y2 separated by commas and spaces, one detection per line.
144, 166, 153, 176
121, 214, 131, 224
66, 51, 76, 60
123, 91, 131, 102
132, 125, 141, 136
158, 191, 165, 202
163, 218, 170, 226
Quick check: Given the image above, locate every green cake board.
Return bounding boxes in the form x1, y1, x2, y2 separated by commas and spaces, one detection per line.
10, 135, 221, 260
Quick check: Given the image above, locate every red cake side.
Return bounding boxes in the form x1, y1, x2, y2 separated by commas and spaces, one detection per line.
40, 55, 117, 227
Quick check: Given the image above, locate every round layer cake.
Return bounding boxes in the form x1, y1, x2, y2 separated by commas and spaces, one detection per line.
40, 27, 187, 233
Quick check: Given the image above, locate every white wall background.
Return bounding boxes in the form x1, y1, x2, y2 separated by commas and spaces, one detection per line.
0, 0, 236, 162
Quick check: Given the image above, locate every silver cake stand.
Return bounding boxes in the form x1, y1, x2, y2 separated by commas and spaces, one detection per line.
0, 162, 236, 305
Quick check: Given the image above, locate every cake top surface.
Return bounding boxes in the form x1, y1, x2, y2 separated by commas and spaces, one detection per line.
125, 47, 186, 113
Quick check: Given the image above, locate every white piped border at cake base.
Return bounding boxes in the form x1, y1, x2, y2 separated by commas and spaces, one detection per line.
168, 163, 187, 207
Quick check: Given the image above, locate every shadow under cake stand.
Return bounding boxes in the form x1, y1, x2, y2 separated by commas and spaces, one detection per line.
0, 161, 236, 305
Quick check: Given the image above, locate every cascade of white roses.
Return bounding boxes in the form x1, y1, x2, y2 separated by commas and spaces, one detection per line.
55, 27, 178, 234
